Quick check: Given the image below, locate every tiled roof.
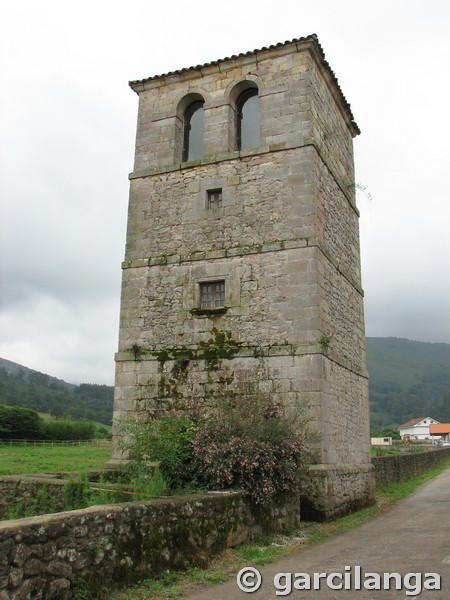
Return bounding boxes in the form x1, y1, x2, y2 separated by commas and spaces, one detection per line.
429, 424, 450, 435
129, 34, 359, 133
399, 417, 429, 429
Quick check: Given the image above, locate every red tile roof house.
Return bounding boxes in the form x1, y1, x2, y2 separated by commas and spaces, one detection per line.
398, 417, 440, 440
429, 423, 450, 442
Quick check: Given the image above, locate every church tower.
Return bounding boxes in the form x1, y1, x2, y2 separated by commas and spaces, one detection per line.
111, 35, 374, 519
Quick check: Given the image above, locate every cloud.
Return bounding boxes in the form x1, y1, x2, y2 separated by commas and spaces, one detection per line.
0, 291, 119, 385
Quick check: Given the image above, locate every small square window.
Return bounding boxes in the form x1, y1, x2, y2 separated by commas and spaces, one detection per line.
207, 189, 222, 209
200, 280, 225, 309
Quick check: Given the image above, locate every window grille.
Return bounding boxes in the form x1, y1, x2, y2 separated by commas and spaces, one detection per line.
200, 281, 225, 309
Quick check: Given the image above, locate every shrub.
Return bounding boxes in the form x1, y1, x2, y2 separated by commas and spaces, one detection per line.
64, 474, 90, 510
191, 396, 308, 505
0, 404, 43, 439
7, 482, 57, 519
42, 419, 96, 440
132, 466, 168, 500
121, 395, 310, 505
121, 415, 196, 490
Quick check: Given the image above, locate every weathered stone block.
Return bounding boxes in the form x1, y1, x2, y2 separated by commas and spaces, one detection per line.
46, 578, 71, 599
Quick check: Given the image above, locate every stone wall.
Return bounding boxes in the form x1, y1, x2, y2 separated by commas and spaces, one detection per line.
301, 463, 375, 521
0, 477, 67, 521
0, 492, 299, 599
0, 474, 131, 522
372, 447, 450, 485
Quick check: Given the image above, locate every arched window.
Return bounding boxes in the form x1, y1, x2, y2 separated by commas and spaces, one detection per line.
237, 89, 260, 150
183, 100, 204, 161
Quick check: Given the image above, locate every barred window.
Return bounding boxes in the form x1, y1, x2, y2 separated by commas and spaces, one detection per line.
207, 189, 222, 209
200, 281, 225, 309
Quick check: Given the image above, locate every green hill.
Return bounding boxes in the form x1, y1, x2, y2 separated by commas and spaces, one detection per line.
366, 337, 450, 429
0, 357, 75, 391
0, 359, 113, 426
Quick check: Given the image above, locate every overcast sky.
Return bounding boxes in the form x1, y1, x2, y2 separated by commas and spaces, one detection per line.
1, 0, 449, 385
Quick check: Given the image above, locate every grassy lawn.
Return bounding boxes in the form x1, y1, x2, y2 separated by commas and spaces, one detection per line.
0, 444, 112, 475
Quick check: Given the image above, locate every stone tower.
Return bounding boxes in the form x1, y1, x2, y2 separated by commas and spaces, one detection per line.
111, 35, 374, 519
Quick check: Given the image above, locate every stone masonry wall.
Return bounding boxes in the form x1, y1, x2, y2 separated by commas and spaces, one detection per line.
119, 246, 320, 353
113, 352, 326, 427
124, 147, 316, 264
0, 477, 67, 521
372, 447, 450, 485
314, 150, 362, 287
0, 492, 299, 599
301, 463, 375, 521
322, 359, 371, 465
308, 49, 357, 190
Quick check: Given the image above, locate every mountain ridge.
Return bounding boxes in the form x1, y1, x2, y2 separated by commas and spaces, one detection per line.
0, 357, 76, 391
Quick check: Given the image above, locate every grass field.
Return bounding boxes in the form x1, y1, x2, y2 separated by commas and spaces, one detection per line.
0, 444, 112, 475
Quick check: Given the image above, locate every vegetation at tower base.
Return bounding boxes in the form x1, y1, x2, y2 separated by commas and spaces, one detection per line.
120, 394, 311, 506
121, 414, 196, 491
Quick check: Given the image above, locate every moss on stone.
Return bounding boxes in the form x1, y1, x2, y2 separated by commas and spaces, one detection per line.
129, 328, 242, 370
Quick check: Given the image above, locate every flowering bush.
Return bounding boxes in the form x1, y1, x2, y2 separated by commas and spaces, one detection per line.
191, 396, 308, 505
121, 396, 309, 505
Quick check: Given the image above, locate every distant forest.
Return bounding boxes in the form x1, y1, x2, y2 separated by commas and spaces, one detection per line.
1, 337, 449, 430
0, 363, 112, 426
366, 337, 450, 429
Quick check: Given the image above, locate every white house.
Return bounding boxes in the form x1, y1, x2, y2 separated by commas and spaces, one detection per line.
399, 417, 440, 440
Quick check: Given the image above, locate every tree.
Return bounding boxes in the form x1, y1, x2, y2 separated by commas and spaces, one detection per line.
0, 405, 43, 439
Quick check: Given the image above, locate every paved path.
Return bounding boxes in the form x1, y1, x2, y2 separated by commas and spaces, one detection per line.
186, 468, 450, 599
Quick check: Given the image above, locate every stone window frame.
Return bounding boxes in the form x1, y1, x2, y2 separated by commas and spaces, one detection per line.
192, 178, 227, 213
172, 78, 263, 163
190, 277, 229, 316
187, 269, 241, 317
236, 88, 260, 151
